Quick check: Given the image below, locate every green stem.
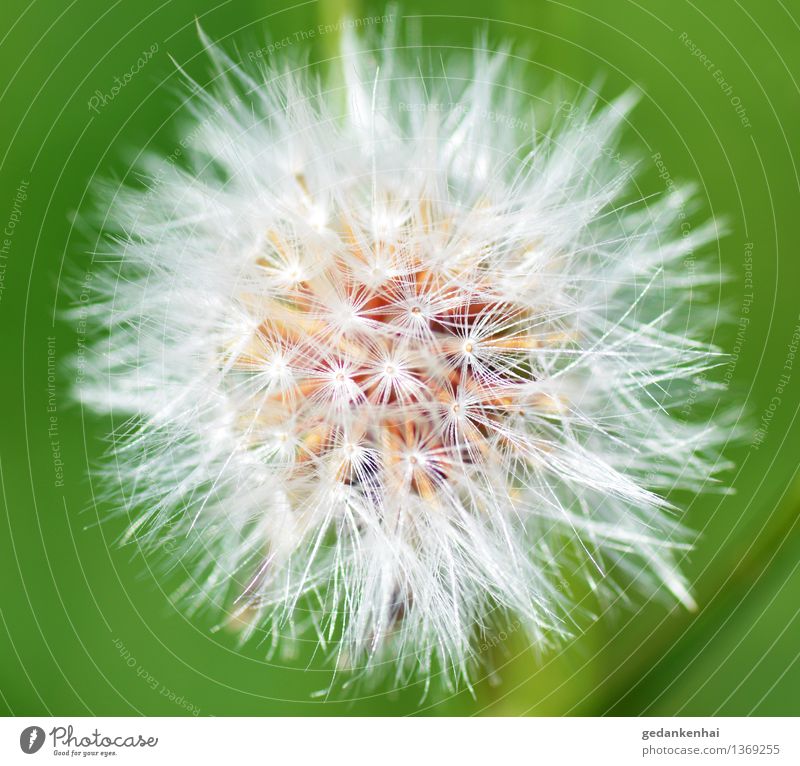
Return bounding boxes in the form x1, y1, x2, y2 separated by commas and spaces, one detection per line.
316, 0, 360, 115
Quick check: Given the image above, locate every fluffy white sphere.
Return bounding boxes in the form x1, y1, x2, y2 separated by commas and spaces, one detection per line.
77, 26, 727, 686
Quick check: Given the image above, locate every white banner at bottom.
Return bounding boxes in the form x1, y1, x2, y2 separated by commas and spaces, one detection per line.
1, 716, 795, 765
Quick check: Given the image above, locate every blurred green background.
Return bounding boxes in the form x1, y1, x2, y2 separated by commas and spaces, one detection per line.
1, 0, 799, 716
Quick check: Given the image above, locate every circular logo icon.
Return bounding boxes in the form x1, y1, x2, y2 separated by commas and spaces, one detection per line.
19, 726, 45, 754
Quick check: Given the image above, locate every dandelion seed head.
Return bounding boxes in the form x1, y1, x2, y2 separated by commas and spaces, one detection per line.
74, 23, 729, 687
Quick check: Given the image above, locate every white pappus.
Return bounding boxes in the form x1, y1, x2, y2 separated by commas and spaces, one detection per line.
75, 24, 729, 688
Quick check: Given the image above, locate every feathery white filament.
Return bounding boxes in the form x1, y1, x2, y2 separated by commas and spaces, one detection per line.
76, 26, 727, 686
